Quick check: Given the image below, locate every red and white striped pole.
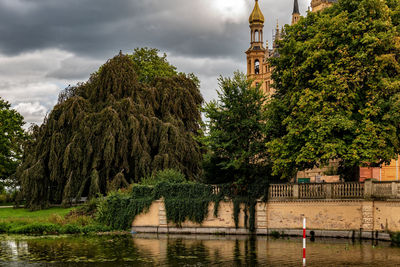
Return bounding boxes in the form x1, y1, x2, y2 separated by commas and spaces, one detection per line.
303, 217, 306, 266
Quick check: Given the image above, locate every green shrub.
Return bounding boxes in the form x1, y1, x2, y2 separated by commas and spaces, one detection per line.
141, 169, 186, 186
81, 224, 112, 234
391, 232, 400, 246
0, 194, 7, 204
61, 224, 82, 234
9, 223, 60, 235
0, 222, 11, 233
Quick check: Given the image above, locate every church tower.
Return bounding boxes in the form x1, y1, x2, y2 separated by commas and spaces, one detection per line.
292, 0, 300, 25
246, 0, 273, 96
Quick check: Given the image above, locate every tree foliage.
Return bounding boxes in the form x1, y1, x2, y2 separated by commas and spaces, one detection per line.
17, 50, 204, 209
202, 72, 270, 186
266, 0, 400, 179
0, 98, 25, 182
129, 47, 177, 83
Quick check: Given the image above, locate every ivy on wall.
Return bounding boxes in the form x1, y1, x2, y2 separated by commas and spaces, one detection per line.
97, 180, 269, 231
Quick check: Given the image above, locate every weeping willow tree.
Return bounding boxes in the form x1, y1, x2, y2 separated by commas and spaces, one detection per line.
17, 49, 204, 209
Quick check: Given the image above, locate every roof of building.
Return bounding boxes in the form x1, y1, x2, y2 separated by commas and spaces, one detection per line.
293, 0, 299, 15
249, 0, 265, 24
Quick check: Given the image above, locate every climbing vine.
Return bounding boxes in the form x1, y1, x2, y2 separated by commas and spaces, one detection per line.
97, 178, 269, 231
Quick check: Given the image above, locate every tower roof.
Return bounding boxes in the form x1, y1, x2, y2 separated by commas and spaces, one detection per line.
293, 0, 300, 14
249, 0, 264, 24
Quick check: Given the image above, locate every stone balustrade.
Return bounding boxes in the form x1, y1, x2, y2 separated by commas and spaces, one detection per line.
133, 180, 400, 239
267, 180, 400, 200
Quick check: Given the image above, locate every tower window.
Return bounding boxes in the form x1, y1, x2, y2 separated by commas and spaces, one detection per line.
255, 60, 260, 74
254, 30, 259, 42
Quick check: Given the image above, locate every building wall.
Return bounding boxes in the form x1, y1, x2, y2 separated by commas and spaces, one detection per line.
132, 198, 400, 233
266, 200, 363, 230
360, 156, 400, 182
311, 0, 335, 12
133, 200, 247, 229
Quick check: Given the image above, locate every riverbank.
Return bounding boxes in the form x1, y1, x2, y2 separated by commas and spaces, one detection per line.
0, 207, 112, 235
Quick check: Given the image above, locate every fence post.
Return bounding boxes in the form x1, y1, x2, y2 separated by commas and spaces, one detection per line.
326, 183, 333, 199
392, 182, 398, 199
293, 184, 299, 199
364, 180, 373, 199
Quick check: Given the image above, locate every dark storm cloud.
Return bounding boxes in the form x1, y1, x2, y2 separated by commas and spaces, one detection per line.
0, 0, 311, 125
0, 0, 308, 61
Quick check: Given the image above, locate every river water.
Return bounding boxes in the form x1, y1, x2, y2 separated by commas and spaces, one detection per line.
0, 234, 399, 266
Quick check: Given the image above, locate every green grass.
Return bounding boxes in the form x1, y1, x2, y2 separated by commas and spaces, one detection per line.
0, 207, 75, 220
0, 207, 113, 235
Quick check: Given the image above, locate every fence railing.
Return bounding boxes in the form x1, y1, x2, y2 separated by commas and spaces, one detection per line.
269, 184, 293, 199
267, 180, 399, 200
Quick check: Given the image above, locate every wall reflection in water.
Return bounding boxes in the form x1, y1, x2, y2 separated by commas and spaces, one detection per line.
0, 234, 399, 266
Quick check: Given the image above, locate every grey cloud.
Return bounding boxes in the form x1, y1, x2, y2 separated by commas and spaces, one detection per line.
0, 0, 310, 60
0, 0, 311, 125
46, 56, 102, 80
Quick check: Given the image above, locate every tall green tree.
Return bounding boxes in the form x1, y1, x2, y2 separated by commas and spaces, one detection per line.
202, 72, 270, 186
17, 50, 204, 209
266, 0, 400, 179
0, 98, 25, 183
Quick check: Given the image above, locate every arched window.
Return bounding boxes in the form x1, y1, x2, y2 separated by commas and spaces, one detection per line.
254, 30, 259, 42
255, 59, 260, 74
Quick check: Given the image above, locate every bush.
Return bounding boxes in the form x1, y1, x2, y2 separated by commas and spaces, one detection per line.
141, 169, 186, 186
391, 232, 400, 246
0, 222, 11, 233
81, 224, 112, 234
61, 224, 82, 234
0, 194, 6, 204
0, 191, 16, 205
9, 223, 60, 235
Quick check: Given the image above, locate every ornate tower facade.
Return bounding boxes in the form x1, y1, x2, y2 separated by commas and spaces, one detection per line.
246, 0, 273, 96
311, 0, 337, 12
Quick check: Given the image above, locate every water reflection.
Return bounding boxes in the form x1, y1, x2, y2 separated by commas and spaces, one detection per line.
0, 234, 398, 266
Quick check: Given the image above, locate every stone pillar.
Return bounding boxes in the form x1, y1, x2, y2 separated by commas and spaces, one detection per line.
326, 183, 333, 199
361, 201, 374, 231
364, 179, 373, 199
293, 184, 299, 199
392, 182, 398, 199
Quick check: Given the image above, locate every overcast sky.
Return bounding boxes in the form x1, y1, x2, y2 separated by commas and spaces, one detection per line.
0, 0, 310, 126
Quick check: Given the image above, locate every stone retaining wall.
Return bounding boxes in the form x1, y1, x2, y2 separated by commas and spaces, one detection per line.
132, 198, 400, 240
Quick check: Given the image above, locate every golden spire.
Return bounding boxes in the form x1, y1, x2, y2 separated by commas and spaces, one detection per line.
249, 0, 265, 24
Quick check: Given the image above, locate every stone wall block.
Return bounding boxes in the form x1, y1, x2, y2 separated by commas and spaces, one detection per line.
159, 201, 168, 226
361, 202, 374, 230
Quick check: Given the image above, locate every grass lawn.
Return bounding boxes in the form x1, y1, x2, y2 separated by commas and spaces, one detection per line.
0, 207, 75, 220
